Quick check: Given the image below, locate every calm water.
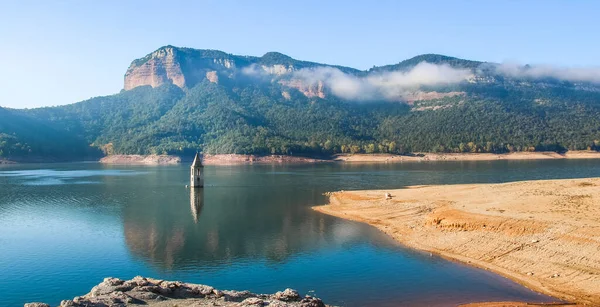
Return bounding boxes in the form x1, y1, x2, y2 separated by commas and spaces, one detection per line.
2, 160, 600, 307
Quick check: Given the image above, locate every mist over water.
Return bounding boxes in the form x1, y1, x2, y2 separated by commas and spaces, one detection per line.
2, 161, 600, 306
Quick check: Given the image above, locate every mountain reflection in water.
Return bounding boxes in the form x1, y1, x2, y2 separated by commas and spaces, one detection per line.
123, 181, 388, 270
5, 161, 592, 306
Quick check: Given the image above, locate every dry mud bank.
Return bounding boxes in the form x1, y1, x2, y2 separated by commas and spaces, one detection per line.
98, 151, 600, 165
333, 151, 600, 162
315, 178, 600, 305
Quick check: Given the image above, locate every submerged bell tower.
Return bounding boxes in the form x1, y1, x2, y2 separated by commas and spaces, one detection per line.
190, 152, 204, 188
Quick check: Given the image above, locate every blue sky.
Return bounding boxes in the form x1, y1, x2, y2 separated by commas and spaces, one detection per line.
0, 0, 599, 108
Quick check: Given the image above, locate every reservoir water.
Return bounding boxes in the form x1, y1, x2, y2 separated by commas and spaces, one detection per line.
2, 160, 600, 306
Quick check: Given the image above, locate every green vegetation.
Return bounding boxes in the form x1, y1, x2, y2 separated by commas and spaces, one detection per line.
1, 51, 599, 161
0, 107, 98, 161
370, 54, 483, 72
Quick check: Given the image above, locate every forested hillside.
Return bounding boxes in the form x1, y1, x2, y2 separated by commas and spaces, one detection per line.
1, 47, 600, 161
0, 107, 99, 161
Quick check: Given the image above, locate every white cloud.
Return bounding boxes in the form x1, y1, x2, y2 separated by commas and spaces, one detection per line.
241, 64, 262, 76
487, 62, 600, 83
292, 62, 472, 101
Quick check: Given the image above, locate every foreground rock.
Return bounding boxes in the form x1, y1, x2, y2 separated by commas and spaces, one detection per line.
315, 178, 600, 305
26, 276, 326, 307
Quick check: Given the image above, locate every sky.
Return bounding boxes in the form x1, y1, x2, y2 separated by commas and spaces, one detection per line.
0, 0, 599, 108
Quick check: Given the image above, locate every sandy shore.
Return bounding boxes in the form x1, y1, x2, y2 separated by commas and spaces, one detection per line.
314, 178, 600, 305
333, 151, 600, 162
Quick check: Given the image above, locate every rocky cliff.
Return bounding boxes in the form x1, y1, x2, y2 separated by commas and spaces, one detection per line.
122, 46, 359, 96
124, 47, 186, 90
123, 46, 241, 90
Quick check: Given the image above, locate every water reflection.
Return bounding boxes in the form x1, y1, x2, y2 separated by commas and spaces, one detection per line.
122, 175, 390, 270
3, 162, 587, 306
116, 164, 563, 306
190, 188, 203, 223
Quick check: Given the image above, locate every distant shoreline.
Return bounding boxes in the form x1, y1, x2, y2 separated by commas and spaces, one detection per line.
333, 150, 600, 162
4, 150, 600, 165
314, 178, 600, 305
98, 154, 328, 165
98, 151, 600, 165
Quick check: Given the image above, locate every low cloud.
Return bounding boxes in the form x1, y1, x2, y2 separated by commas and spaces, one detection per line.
241, 64, 265, 77
486, 62, 600, 83
292, 62, 472, 101
243, 59, 600, 101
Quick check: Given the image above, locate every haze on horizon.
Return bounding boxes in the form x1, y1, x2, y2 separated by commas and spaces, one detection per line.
1, 0, 599, 109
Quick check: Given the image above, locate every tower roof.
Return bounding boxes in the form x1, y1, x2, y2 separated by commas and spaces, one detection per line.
191, 152, 203, 167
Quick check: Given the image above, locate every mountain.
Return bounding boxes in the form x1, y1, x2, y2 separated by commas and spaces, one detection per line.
123, 46, 359, 91
0, 107, 99, 162
2, 46, 600, 161
369, 54, 483, 72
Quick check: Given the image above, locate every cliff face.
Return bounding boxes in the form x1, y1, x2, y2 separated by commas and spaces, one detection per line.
124, 47, 186, 90
123, 46, 238, 90
122, 46, 358, 93
122, 46, 479, 103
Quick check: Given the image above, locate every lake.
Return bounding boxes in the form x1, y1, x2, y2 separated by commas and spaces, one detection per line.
2, 160, 600, 306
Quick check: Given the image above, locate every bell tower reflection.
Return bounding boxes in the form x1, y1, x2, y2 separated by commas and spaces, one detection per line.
190, 188, 204, 223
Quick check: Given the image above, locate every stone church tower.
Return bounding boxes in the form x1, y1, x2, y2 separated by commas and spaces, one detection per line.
190, 153, 204, 188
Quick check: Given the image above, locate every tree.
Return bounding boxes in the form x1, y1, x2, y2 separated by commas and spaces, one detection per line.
324, 140, 333, 152
365, 144, 376, 154
388, 141, 397, 153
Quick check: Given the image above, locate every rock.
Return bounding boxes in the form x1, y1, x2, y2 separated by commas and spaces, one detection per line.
103, 277, 124, 286
299, 296, 327, 307
127, 290, 161, 301
206, 71, 219, 83
124, 47, 186, 90
192, 284, 214, 296
27, 276, 327, 307
131, 276, 150, 287
223, 290, 253, 302
239, 297, 264, 305
273, 288, 300, 301
59, 300, 77, 307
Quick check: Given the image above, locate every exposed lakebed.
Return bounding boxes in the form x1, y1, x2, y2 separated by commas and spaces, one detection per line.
3, 160, 600, 306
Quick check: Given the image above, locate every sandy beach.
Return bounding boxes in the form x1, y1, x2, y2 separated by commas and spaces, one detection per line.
314, 178, 600, 305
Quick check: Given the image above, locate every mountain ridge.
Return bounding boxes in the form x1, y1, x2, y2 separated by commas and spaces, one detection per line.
2, 46, 600, 161
123, 46, 483, 92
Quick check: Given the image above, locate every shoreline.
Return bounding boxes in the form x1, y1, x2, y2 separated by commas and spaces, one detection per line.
95, 151, 600, 165
313, 178, 600, 305
333, 151, 600, 162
